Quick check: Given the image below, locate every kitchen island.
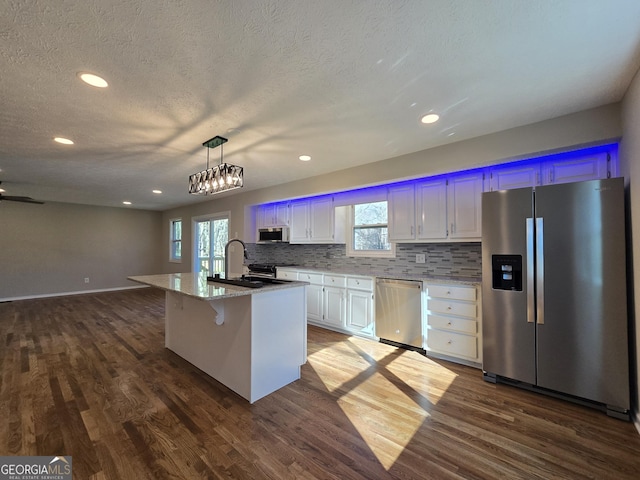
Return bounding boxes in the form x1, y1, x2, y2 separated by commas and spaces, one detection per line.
128, 272, 308, 403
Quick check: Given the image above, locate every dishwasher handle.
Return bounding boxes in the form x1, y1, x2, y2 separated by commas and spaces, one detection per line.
376, 278, 423, 289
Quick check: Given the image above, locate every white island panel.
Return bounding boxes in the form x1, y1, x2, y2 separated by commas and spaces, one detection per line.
129, 272, 308, 403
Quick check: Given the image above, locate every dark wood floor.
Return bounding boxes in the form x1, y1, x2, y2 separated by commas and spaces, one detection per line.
1, 288, 640, 479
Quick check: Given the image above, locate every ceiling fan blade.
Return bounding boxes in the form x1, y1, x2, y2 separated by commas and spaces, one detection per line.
0, 195, 45, 204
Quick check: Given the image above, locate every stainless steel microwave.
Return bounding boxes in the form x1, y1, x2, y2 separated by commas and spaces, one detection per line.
257, 227, 289, 243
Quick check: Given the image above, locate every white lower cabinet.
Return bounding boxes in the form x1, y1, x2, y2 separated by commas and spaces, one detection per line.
280, 269, 375, 338
345, 276, 375, 337
297, 271, 324, 323
276, 268, 298, 281
424, 282, 482, 367
322, 274, 347, 328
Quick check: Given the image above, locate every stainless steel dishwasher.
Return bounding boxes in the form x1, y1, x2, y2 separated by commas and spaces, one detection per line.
375, 278, 423, 349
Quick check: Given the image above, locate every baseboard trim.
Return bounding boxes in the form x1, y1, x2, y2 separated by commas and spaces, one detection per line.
0, 285, 148, 303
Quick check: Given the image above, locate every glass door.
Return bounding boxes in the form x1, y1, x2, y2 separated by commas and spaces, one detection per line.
194, 216, 229, 275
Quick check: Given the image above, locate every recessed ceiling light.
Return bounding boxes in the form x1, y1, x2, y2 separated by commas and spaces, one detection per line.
122, 201, 132, 205
54, 137, 74, 145
152, 189, 162, 194
78, 72, 109, 88
421, 113, 440, 124
299, 155, 311, 161
0, 188, 5, 193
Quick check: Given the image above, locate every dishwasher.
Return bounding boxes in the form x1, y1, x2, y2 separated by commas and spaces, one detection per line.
375, 278, 424, 350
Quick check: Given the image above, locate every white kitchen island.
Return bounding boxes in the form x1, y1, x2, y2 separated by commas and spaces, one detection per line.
128, 272, 307, 403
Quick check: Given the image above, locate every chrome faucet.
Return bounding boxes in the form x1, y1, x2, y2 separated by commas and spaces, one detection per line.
224, 238, 248, 279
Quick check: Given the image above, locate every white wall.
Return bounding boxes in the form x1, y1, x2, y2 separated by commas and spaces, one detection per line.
0, 201, 163, 300
621, 65, 640, 426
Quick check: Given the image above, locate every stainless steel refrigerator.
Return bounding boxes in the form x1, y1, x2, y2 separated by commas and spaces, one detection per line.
481, 177, 630, 419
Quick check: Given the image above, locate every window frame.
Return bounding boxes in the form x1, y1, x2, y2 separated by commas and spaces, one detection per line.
346, 201, 395, 258
192, 211, 230, 274
169, 218, 182, 263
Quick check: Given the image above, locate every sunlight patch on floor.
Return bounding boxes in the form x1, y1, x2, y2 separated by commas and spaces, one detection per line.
337, 372, 429, 470
307, 335, 460, 469
385, 354, 458, 407
307, 350, 372, 393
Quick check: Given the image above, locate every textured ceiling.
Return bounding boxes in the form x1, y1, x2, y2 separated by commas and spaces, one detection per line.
1, 0, 640, 210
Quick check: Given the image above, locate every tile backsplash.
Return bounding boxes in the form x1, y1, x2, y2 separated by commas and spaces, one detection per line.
246, 242, 482, 279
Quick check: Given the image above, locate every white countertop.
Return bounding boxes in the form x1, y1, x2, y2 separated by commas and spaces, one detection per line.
128, 272, 308, 301
276, 266, 481, 286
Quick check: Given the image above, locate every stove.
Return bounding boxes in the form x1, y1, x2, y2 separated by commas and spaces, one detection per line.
247, 263, 296, 278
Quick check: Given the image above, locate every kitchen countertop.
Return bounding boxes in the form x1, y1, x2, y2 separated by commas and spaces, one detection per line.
128, 272, 309, 301
274, 265, 481, 286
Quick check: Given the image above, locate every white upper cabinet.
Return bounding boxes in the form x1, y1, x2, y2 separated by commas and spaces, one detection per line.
488, 163, 541, 191
447, 173, 483, 240
257, 202, 289, 228
309, 197, 335, 243
541, 152, 612, 185
389, 172, 482, 243
388, 184, 416, 241
289, 196, 343, 244
487, 150, 616, 191
416, 179, 448, 240
289, 200, 311, 243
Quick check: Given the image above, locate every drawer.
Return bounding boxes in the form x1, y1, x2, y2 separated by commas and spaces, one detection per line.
324, 274, 346, 287
427, 314, 477, 335
427, 284, 476, 302
427, 329, 477, 359
428, 298, 477, 318
276, 269, 298, 281
346, 276, 374, 291
298, 271, 323, 285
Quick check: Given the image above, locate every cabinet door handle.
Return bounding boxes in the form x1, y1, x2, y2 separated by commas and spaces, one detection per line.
410, 226, 414, 236
450, 223, 454, 234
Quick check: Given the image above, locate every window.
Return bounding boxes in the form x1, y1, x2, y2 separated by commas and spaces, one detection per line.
347, 201, 395, 257
194, 214, 229, 275
169, 218, 182, 262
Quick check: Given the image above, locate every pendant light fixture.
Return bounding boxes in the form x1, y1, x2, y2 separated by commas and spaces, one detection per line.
188, 136, 244, 195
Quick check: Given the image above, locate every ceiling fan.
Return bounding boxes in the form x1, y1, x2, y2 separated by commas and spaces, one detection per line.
0, 182, 44, 204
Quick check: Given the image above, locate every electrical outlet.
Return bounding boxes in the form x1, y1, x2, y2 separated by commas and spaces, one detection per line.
84, 277, 90, 283
416, 254, 426, 264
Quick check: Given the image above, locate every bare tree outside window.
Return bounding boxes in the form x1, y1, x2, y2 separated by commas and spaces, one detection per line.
170, 219, 182, 261
196, 218, 229, 273
353, 201, 391, 251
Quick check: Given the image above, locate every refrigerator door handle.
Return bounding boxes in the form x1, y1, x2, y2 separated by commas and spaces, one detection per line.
526, 218, 535, 323
536, 217, 544, 325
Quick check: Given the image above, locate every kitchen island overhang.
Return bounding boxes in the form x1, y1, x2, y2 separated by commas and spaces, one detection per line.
128, 272, 308, 403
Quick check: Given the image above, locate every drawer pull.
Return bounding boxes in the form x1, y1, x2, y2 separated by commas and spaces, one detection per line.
447, 340, 453, 344
447, 321, 452, 326
446, 290, 451, 295
447, 306, 452, 310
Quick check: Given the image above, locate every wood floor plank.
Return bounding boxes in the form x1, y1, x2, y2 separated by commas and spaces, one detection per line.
1, 288, 639, 479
